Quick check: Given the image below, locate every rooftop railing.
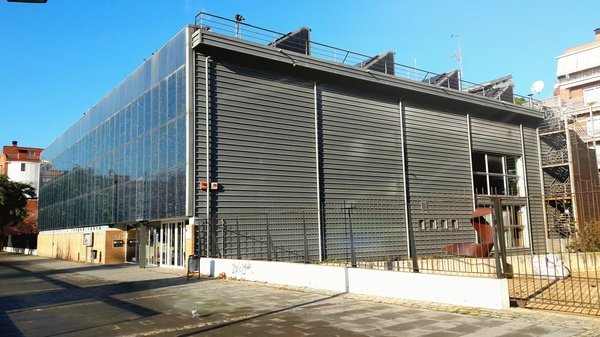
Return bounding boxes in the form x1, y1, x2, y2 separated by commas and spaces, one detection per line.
194, 12, 541, 109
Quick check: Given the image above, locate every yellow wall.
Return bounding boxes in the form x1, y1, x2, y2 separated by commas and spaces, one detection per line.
185, 223, 195, 270
38, 229, 126, 264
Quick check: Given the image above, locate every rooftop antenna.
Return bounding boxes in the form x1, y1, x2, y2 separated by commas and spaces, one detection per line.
451, 34, 463, 90
413, 58, 417, 80
235, 14, 245, 38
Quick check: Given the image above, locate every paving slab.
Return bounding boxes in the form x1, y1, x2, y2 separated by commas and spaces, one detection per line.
1, 253, 599, 337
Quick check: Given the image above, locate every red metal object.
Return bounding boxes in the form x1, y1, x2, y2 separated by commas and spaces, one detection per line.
443, 208, 495, 258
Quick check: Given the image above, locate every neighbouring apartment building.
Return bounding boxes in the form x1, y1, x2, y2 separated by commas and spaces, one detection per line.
37, 14, 547, 268
1, 141, 43, 243
1, 141, 42, 193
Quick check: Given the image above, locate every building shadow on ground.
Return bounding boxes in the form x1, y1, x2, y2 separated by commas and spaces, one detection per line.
0, 259, 206, 337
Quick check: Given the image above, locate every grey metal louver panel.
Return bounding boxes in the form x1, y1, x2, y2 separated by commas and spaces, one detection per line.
471, 118, 522, 154
320, 85, 403, 199
522, 127, 546, 253
403, 104, 475, 254
194, 54, 320, 261
194, 53, 208, 217
319, 84, 406, 260
404, 105, 472, 194
200, 60, 317, 211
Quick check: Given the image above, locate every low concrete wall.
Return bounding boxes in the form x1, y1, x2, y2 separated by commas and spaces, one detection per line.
199, 258, 509, 310
199, 258, 347, 293
347, 267, 509, 310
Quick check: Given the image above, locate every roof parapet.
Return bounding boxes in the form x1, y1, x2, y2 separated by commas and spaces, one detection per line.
358, 51, 395, 75
270, 27, 311, 55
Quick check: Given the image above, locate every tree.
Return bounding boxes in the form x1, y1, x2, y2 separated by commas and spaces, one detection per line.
0, 175, 36, 230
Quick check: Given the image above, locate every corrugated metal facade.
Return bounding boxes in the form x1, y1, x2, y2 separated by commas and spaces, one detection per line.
200, 60, 317, 210
195, 54, 320, 259
193, 33, 545, 261
319, 84, 405, 260
522, 127, 546, 253
403, 104, 475, 255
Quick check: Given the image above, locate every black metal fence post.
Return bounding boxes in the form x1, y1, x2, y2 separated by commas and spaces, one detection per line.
303, 212, 309, 263
405, 199, 419, 273
347, 205, 357, 268
236, 217, 241, 260
266, 214, 272, 261
220, 219, 225, 258
210, 218, 218, 257
491, 197, 505, 279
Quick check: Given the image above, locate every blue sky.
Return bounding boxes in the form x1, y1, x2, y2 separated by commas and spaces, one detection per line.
1, 0, 599, 149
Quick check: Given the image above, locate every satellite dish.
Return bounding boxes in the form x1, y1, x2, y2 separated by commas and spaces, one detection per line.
531, 80, 545, 94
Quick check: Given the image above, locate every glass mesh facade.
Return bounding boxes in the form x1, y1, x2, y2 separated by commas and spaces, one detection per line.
39, 29, 188, 230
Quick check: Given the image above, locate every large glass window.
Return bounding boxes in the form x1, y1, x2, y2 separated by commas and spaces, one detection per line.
38, 29, 188, 230
473, 152, 529, 248
472, 152, 524, 196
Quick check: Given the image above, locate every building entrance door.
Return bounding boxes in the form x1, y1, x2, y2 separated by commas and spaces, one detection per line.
145, 226, 160, 267
140, 221, 186, 268
160, 221, 186, 268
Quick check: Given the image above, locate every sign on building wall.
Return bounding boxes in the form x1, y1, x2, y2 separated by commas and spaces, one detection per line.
83, 232, 93, 246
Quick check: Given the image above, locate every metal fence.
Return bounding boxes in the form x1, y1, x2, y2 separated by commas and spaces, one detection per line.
195, 191, 600, 315
512, 188, 600, 315
197, 194, 512, 279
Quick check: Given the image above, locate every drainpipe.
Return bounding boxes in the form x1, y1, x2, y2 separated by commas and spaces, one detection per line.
314, 82, 322, 261
205, 56, 211, 257
466, 114, 475, 210
520, 124, 533, 254
399, 100, 418, 272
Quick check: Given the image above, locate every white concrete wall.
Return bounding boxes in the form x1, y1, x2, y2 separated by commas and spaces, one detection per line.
7, 161, 40, 193
347, 268, 509, 310
199, 258, 510, 310
199, 258, 347, 293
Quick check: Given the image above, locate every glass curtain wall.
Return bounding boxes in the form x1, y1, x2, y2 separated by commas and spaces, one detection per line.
38, 29, 188, 230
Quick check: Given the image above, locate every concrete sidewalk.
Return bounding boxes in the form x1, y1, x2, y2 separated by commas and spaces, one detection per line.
0, 253, 598, 337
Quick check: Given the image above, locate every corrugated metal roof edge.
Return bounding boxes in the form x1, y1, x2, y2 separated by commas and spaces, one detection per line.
193, 30, 543, 124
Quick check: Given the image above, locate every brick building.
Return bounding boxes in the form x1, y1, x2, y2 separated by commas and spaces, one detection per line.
1, 141, 43, 251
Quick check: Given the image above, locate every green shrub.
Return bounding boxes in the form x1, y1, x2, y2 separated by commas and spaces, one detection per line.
571, 221, 600, 252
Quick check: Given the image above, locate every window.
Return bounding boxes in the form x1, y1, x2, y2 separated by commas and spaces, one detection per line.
586, 115, 600, 137
21, 163, 26, 171
472, 152, 524, 196
473, 152, 529, 248
583, 86, 600, 106
503, 205, 528, 248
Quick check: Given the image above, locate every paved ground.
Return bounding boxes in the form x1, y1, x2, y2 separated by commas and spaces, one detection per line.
1, 253, 600, 337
